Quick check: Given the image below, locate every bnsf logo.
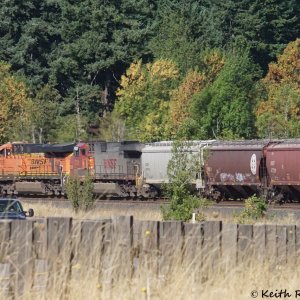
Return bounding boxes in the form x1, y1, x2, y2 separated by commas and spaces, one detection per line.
31, 159, 47, 165
104, 159, 117, 169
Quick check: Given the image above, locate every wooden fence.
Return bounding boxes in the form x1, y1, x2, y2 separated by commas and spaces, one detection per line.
0, 216, 299, 298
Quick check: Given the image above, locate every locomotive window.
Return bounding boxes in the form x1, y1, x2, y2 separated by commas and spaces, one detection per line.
101, 144, 107, 152
74, 149, 79, 157
13, 144, 24, 154
81, 149, 86, 156
89, 143, 94, 152
124, 151, 141, 158
0, 150, 4, 156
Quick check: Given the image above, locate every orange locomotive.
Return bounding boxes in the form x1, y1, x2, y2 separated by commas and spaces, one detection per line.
0, 142, 91, 195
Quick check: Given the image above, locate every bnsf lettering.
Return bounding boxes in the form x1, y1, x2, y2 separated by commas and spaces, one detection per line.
29, 166, 39, 170
104, 159, 117, 169
31, 159, 47, 165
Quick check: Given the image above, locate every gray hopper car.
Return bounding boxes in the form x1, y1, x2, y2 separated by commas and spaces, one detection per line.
141, 140, 215, 191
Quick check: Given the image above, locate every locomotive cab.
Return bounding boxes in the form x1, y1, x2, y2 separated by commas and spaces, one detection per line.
0, 144, 12, 158
0, 141, 91, 196
68, 143, 90, 176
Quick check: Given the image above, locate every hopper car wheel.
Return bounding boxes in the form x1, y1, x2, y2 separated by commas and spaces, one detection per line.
268, 190, 284, 205
211, 190, 222, 203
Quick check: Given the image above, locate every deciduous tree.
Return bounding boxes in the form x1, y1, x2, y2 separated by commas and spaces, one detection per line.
166, 50, 224, 138
115, 59, 179, 141
0, 62, 33, 143
256, 39, 300, 138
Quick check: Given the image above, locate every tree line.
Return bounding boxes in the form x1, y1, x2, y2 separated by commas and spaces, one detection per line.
0, 0, 299, 143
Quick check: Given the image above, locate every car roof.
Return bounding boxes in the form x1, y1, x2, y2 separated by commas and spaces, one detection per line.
0, 198, 20, 202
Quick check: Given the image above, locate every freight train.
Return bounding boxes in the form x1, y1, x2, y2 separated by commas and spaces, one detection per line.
201, 139, 300, 203
1, 139, 300, 203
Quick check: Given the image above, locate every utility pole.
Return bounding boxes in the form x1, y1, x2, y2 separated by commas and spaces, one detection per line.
32, 125, 36, 143
39, 128, 43, 144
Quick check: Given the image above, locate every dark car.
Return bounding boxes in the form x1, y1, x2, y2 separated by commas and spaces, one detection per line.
0, 199, 34, 220
205, 140, 271, 200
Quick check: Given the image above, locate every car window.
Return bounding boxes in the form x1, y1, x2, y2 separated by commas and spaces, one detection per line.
7, 202, 17, 212
0, 201, 23, 213
0, 204, 6, 212
15, 202, 24, 213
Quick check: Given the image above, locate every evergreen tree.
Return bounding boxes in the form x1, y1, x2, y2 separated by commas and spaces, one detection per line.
189, 50, 262, 139
50, 0, 156, 117
230, 0, 300, 71
150, 0, 223, 73
0, 0, 62, 88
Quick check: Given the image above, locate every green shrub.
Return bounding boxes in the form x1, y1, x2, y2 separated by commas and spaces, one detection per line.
66, 175, 95, 212
235, 195, 267, 224
65, 176, 81, 213
162, 140, 212, 221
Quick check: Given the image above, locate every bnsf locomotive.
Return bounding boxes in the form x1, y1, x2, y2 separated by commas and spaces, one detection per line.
1, 139, 300, 202
0, 142, 90, 195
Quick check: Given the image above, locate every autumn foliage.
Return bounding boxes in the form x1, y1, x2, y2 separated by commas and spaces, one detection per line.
0, 63, 32, 143
115, 59, 179, 141
166, 70, 206, 137
256, 39, 300, 138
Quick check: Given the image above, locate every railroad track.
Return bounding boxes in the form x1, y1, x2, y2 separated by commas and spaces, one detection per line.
19, 196, 169, 205
16, 196, 300, 211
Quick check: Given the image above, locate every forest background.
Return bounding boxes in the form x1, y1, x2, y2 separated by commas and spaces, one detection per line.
0, 0, 299, 143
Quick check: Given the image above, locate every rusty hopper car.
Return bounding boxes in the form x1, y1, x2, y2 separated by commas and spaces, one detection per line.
205, 140, 272, 200
0, 142, 89, 195
265, 140, 300, 202
91, 141, 146, 197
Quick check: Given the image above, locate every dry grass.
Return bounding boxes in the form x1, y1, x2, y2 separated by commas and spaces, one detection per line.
0, 202, 299, 300
204, 209, 300, 225
22, 201, 300, 225
22, 202, 163, 221
1, 236, 298, 300
58, 261, 300, 300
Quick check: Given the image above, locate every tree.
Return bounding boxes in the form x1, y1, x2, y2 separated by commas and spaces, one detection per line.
165, 70, 206, 138
188, 50, 262, 139
230, 0, 300, 71
256, 85, 300, 138
0, 0, 62, 89
66, 174, 95, 212
50, 0, 156, 117
150, 0, 224, 73
152, 0, 300, 73
149, 10, 198, 74
0, 62, 33, 143
30, 85, 61, 143
165, 50, 224, 138
162, 140, 210, 221
256, 39, 300, 138
115, 59, 179, 141
1, 0, 299, 143
97, 110, 128, 141
0, 0, 157, 139
54, 115, 88, 143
